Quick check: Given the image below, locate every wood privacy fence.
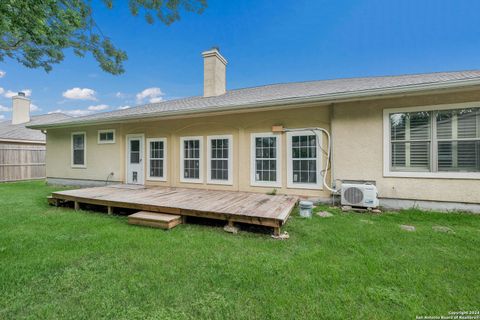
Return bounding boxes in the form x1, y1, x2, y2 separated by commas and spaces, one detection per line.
0, 143, 46, 182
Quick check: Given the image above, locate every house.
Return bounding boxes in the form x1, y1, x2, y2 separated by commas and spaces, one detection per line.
29, 49, 480, 211
0, 93, 69, 182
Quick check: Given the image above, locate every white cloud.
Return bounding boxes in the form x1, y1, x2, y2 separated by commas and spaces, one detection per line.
0, 114, 5, 120
115, 92, 127, 98
62, 87, 97, 101
0, 88, 4, 95
117, 105, 131, 110
87, 104, 109, 111
4, 89, 31, 98
30, 104, 41, 112
0, 105, 10, 112
0, 70, 5, 78
136, 87, 164, 103
48, 109, 93, 117
149, 97, 163, 103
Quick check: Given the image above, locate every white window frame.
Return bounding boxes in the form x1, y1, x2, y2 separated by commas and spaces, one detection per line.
71, 131, 87, 168
286, 130, 323, 190
207, 135, 233, 185
250, 132, 282, 188
146, 137, 167, 181
97, 129, 116, 144
383, 102, 480, 179
180, 136, 203, 184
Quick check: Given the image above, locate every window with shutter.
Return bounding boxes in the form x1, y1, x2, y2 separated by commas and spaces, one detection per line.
390, 112, 431, 171
387, 105, 480, 176
437, 108, 479, 172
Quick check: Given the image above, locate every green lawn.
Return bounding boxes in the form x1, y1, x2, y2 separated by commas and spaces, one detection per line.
0, 181, 479, 319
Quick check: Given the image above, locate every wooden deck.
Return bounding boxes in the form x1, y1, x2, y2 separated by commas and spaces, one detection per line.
49, 185, 299, 233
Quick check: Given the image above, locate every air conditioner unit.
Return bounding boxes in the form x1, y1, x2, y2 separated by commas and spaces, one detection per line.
341, 183, 379, 208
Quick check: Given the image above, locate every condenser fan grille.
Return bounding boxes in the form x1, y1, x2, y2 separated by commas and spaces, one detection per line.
344, 187, 364, 204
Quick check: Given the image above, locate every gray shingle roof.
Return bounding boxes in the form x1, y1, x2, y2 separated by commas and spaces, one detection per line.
29, 70, 480, 128
0, 113, 71, 142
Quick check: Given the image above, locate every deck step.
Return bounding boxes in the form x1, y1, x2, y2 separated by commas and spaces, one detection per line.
128, 211, 182, 230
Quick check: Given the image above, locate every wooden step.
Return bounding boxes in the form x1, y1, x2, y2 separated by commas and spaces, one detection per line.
128, 211, 182, 230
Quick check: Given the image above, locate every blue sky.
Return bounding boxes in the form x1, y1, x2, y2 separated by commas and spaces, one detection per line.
1, 0, 480, 119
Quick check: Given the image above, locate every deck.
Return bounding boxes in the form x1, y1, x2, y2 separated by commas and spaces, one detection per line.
49, 185, 299, 233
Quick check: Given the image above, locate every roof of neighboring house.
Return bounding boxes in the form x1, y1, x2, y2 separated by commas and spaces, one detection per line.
29, 70, 480, 129
0, 113, 71, 143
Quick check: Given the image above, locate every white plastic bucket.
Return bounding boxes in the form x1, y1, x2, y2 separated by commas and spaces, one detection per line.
299, 200, 314, 218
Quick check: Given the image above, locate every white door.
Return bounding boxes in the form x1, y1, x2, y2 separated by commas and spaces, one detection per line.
126, 134, 144, 185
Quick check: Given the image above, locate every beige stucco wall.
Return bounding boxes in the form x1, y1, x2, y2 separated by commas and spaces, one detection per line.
46, 105, 331, 198
332, 90, 480, 204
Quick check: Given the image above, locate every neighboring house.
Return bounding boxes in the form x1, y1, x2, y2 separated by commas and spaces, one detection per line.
29, 49, 480, 210
0, 93, 70, 182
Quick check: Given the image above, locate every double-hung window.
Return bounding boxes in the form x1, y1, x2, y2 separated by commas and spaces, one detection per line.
385, 104, 480, 178
147, 138, 167, 181
71, 132, 86, 168
250, 133, 281, 187
207, 135, 233, 185
180, 136, 203, 183
287, 130, 322, 189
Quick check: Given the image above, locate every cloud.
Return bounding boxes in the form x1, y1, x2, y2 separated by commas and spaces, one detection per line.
4, 89, 32, 98
62, 87, 97, 100
87, 104, 109, 111
117, 105, 131, 110
115, 92, 127, 98
30, 104, 41, 112
0, 70, 5, 78
0, 88, 3, 95
0, 114, 4, 120
136, 87, 164, 103
48, 109, 93, 117
149, 97, 163, 103
0, 105, 10, 112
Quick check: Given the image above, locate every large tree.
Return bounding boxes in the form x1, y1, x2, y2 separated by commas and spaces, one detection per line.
0, 0, 207, 75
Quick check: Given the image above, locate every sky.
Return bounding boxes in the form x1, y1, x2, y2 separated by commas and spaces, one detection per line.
1, 0, 480, 120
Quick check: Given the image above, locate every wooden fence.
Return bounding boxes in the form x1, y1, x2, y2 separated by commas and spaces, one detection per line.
0, 143, 46, 182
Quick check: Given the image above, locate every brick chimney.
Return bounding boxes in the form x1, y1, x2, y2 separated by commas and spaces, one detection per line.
202, 47, 227, 97
11, 92, 31, 124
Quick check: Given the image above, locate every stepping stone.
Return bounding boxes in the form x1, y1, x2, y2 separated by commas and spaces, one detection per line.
317, 211, 333, 218
432, 226, 454, 234
341, 205, 352, 212
371, 209, 382, 214
400, 225, 416, 232
360, 219, 374, 224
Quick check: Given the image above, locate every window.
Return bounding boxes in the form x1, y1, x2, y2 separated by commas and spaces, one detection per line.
130, 140, 140, 163
385, 104, 480, 178
147, 138, 167, 181
71, 132, 86, 167
250, 133, 281, 187
207, 135, 233, 185
180, 137, 203, 183
287, 131, 322, 189
98, 129, 115, 144
390, 112, 431, 171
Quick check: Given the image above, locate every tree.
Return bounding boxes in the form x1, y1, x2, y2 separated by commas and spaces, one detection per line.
0, 0, 206, 75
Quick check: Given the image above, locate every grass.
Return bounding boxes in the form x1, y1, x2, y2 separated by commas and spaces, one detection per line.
0, 181, 479, 319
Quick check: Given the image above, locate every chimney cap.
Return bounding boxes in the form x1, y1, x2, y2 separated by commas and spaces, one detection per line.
18, 92, 26, 97
201, 47, 227, 65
